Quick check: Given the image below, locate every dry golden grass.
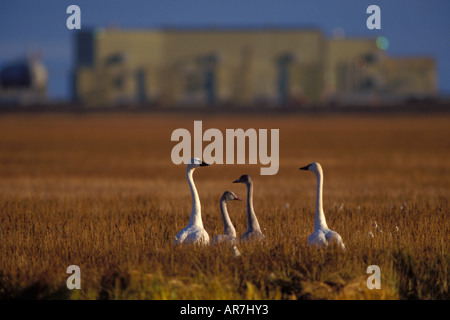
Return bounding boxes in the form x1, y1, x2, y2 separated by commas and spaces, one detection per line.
0, 112, 448, 299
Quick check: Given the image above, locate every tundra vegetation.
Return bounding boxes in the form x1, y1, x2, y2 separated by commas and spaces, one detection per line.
0, 113, 448, 300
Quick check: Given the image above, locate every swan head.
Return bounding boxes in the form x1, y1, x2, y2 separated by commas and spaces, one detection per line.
187, 157, 210, 170
232, 174, 252, 185
221, 191, 242, 202
299, 162, 322, 174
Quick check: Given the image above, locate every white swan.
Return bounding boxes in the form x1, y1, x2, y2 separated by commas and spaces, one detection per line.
174, 158, 210, 245
233, 174, 266, 242
300, 162, 345, 250
211, 191, 242, 245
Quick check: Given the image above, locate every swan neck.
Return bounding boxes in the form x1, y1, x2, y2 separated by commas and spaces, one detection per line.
220, 200, 236, 237
187, 168, 203, 228
246, 181, 261, 232
315, 169, 328, 230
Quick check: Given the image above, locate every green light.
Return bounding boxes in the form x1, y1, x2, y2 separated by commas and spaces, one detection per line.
376, 36, 389, 50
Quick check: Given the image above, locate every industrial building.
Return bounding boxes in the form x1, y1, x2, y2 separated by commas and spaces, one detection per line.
0, 58, 48, 105
73, 27, 437, 107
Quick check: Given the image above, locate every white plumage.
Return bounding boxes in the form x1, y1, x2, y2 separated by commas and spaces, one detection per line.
174, 158, 210, 245
300, 162, 345, 251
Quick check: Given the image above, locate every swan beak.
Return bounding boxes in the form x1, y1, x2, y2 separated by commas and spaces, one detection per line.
235, 197, 243, 201
299, 165, 310, 171
200, 161, 210, 167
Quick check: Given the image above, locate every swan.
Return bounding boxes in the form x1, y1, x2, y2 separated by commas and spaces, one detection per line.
174, 158, 210, 245
211, 191, 242, 245
300, 162, 345, 250
233, 174, 266, 242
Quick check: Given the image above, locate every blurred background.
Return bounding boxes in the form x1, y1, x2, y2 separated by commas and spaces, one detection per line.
0, 0, 449, 109
0, 2, 448, 301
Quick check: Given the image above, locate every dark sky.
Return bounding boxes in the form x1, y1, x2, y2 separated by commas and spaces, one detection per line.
1, 0, 449, 100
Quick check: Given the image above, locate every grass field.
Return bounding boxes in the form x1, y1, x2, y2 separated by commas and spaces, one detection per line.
0, 112, 448, 300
